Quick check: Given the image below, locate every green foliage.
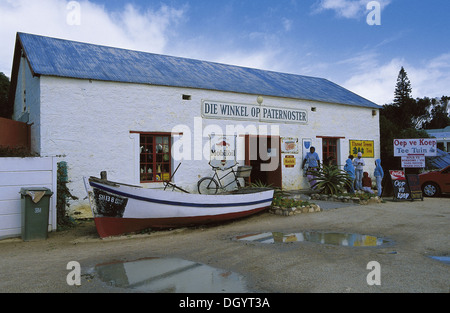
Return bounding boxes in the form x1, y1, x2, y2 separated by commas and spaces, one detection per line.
57, 162, 79, 228
394, 66, 412, 107
310, 165, 352, 195
380, 66, 449, 170
272, 191, 311, 208
0, 72, 11, 119
249, 179, 273, 188
422, 96, 450, 129
0, 146, 37, 157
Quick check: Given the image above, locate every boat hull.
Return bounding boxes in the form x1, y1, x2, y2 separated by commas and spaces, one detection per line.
94, 206, 267, 238
84, 177, 274, 238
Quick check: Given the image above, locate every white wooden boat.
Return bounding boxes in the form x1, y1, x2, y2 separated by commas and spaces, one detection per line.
83, 176, 274, 238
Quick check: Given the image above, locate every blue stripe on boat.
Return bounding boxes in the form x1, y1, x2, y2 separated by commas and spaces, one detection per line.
90, 182, 273, 208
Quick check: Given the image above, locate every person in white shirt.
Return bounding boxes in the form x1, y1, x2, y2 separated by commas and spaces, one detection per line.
353, 152, 365, 191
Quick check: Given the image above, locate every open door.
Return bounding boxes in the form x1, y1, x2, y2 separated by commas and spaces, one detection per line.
245, 135, 282, 188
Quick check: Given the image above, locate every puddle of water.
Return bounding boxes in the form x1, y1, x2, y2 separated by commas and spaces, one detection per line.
429, 256, 450, 265
94, 257, 250, 293
236, 231, 390, 247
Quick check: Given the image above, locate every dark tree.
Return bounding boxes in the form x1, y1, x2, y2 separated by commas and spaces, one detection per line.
394, 66, 412, 106
379, 66, 431, 173
0, 72, 11, 119
422, 96, 450, 129
382, 67, 434, 130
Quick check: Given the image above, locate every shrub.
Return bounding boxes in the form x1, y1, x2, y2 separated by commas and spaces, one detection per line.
310, 165, 353, 195
0, 146, 38, 157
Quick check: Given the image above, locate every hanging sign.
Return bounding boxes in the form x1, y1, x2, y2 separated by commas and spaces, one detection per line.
389, 170, 411, 201
209, 135, 236, 170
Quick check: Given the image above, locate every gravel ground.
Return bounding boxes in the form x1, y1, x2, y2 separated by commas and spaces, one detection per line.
0, 197, 449, 294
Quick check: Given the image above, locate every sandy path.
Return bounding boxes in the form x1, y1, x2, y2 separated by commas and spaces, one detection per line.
0, 198, 448, 293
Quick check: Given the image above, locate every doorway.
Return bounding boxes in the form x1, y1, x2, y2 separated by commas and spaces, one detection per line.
245, 135, 282, 188
322, 137, 338, 166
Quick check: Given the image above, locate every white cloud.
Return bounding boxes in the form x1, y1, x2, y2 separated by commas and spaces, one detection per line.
0, 0, 186, 76
215, 49, 285, 72
342, 53, 450, 105
342, 57, 402, 105
282, 18, 293, 31
1, 0, 447, 108
313, 0, 391, 19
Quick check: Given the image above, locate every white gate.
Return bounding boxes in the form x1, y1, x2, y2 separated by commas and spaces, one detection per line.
0, 157, 57, 239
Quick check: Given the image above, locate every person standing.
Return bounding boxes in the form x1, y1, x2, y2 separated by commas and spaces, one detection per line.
302, 146, 320, 189
353, 152, 365, 191
374, 159, 384, 197
344, 155, 355, 194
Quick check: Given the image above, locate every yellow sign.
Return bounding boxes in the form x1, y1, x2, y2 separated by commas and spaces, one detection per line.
283, 155, 296, 168
349, 140, 374, 158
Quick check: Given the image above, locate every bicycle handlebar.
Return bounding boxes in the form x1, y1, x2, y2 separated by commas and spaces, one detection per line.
208, 162, 239, 171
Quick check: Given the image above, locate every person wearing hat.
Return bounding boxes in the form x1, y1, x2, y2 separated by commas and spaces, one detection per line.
353, 152, 365, 191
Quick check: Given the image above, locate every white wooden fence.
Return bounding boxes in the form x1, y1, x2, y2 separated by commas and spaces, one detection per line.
0, 157, 57, 239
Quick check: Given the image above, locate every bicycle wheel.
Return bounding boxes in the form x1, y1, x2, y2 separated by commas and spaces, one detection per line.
198, 177, 219, 195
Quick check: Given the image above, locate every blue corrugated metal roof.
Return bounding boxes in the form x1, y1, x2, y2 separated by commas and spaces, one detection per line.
426, 148, 450, 169
17, 32, 380, 109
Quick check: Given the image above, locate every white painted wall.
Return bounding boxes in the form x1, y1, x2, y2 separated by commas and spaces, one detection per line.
13, 57, 41, 153
31, 76, 379, 217
0, 157, 57, 239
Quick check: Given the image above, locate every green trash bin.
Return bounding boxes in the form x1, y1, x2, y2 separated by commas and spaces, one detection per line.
20, 187, 53, 241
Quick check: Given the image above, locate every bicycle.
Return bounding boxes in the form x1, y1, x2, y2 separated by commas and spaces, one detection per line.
197, 164, 252, 195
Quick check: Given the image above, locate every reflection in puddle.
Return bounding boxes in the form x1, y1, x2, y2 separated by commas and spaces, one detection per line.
237, 231, 390, 247
430, 256, 450, 265
94, 257, 250, 293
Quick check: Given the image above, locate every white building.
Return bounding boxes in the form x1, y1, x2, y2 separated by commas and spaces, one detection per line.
9, 33, 381, 217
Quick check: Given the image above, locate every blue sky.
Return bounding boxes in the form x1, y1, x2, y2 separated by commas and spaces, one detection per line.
1, 0, 449, 105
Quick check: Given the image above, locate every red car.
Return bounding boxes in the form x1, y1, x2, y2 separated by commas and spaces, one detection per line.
419, 165, 450, 197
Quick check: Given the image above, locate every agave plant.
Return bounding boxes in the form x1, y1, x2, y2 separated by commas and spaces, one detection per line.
310, 165, 353, 195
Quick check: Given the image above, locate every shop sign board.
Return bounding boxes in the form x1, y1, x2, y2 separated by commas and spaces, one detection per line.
406, 174, 423, 201
389, 170, 411, 201
393, 138, 437, 157
401, 155, 425, 168
202, 100, 307, 124
281, 137, 299, 154
349, 140, 374, 158
283, 155, 296, 168
209, 135, 236, 170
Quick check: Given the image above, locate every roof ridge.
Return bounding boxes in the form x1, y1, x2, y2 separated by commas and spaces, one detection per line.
15, 32, 380, 109
18, 32, 328, 82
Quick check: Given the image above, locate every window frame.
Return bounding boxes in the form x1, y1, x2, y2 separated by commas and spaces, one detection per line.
322, 137, 338, 166
137, 132, 172, 183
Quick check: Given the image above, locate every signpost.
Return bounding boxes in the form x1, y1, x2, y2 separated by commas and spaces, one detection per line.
393, 138, 437, 157
390, 138, 434, 201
